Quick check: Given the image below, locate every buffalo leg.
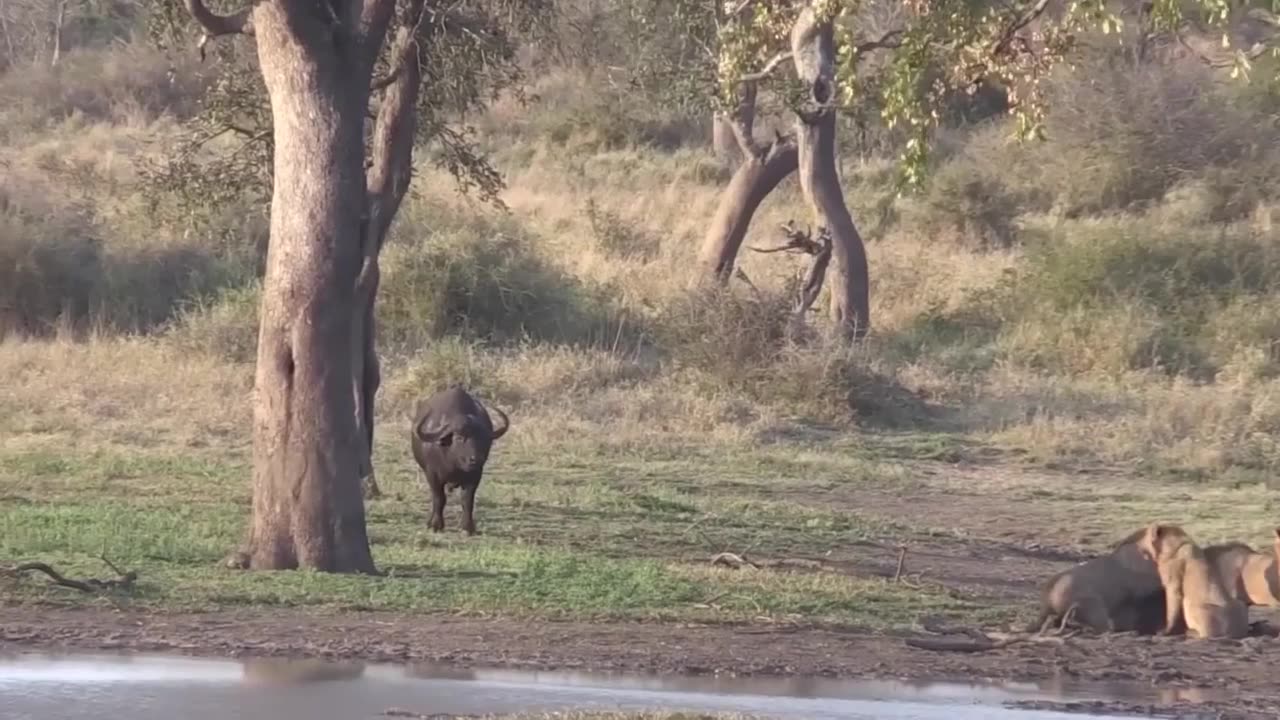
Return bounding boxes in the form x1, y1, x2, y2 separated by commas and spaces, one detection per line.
461, 482, 479, 536
429, 480, 447, 533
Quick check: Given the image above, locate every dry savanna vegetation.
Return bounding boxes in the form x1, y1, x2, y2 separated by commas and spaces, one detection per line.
3, 0, 1280, 644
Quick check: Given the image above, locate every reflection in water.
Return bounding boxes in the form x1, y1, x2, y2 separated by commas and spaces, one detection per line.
240, 658, 366, 687
403, 663, 476, 682
1038, 674, 1230, 705
0, 651, 1193, 720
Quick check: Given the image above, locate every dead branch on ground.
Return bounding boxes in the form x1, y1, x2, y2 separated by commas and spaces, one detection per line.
6, 556, 137, 593
906, 616, 1076, 653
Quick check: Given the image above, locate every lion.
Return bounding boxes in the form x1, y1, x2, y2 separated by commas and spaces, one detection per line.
1140, 523, 1249, 639
1031, 527, 1165, 635
1204, 528, 1280, 608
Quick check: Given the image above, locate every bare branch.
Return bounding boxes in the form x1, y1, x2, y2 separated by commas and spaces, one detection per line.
854, 29, 904, 55
749, 220, 827, 255
183, 0, 254, 60
993, 0, 1052, 54
725, 0, 759, 24
740, 50, 794, 83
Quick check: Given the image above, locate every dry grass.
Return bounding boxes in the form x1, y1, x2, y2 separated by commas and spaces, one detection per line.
6, 104, 1280, 479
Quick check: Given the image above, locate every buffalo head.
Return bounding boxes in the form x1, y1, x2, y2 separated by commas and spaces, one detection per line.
415, 404, 509, 473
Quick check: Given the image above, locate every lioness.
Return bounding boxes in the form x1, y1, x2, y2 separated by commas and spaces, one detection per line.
1031, 528, 1165, 634
1140, 523, 1249, 639
1205, 528, 1280, 608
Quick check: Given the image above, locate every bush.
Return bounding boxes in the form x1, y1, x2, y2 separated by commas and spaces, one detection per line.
584, 198, 660, 261
652, 284, 796, 383
909, 50, 1280, 244
0, 169, 263, 339
910, 150, 1024, 248
478, 70, 707, 155
989, 220, 1280, 378
166, 282, 262, 363
378, 198, 622, 352
0, 196, 102, 336
0, 46, 204, 139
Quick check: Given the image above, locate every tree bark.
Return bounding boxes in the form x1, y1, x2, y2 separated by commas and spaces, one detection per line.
697, 81, 798, 282
790, 6, 870, 339
711, 113, 741, 167
48, 0, 65, 67
354, 6, 423, 501
245, 0, 380, 572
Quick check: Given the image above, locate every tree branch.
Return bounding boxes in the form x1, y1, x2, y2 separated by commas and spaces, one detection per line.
993, 0, 1052, 54
740, 50, 793, 83
1011, 0, 1052, 34
854, 29, 904, 55
362, 0, 424, 268
183, 0, 254, 61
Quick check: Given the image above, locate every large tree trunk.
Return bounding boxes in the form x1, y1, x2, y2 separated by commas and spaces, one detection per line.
245, 1, 378, 572
697, 82, 798, 282
790, 7, 870, 339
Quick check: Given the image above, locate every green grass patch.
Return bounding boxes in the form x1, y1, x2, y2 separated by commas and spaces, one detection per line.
0, 439, 974, 627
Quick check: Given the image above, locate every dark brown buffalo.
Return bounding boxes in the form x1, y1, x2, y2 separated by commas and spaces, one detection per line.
410, 385, 510, 535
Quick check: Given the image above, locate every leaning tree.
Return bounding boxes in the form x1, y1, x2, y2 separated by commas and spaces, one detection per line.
157, 0, 549, 572
630, 0, 1260, 340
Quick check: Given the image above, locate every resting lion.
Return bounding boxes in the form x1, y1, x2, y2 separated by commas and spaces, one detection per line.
1031, 528, 1165, 634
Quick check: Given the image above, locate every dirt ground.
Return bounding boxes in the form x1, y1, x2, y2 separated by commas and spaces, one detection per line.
3, 605, 1280, 719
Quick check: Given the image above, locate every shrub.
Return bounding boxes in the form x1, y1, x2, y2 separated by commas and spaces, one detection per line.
0, 168, 263, 339
166, 282, 262, 363
652, 284, 796, 383
584, 198, 660, 261
0, 46, 204, 139
989, 219, 1280, 378
378, 198, 622, 352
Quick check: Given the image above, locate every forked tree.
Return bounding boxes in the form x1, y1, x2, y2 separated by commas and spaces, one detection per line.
169, 0, 545, 572
635, 0, 1256, 339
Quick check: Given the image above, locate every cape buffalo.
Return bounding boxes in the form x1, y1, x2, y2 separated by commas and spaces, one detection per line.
410, 385, 510, 535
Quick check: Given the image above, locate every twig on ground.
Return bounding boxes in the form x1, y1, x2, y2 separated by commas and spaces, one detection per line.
6, 558, 137, 593
907, 617, 1075, 653
892, 546, 907, 582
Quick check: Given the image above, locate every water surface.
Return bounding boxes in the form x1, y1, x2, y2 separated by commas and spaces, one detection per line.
0, 651, 1208, 719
